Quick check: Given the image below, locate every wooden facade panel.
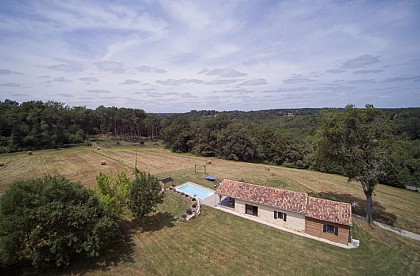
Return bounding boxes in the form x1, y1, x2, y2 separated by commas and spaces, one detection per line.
305, 217, 350, 245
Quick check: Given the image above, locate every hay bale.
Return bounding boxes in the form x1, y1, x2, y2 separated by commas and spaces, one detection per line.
97, 147, 101, 150
27, 151, 33, 155
101, 160, 106, 165
0, 162, 4, 167
207, 160, 212, 165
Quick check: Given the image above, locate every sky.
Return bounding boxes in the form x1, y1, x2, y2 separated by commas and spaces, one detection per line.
0, 0, 419, 112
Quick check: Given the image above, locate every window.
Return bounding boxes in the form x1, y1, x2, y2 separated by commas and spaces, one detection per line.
274, 211, 287, 222
246, 204, 258, 216
323, 224, 339, 235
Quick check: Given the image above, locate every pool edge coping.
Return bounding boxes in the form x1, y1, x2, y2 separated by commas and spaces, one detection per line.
175, 182, 215, 199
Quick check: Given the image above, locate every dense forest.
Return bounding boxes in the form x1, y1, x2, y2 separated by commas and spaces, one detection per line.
0, 99, 419, 189
0, 99, 161, 152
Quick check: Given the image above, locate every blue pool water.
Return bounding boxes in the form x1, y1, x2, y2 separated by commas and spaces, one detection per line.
175, 182, 215, 200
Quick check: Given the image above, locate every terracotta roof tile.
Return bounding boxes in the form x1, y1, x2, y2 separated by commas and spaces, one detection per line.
216, 179, 308, 214
216, 179, 352, 226
306, 197, 352, 226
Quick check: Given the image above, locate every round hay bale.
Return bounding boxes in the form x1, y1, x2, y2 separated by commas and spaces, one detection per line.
97, 147, 101, 150
0, 162, 4, 167
207, 160, 212, 165
27, 151, 33, 155
101, 160, 106, 165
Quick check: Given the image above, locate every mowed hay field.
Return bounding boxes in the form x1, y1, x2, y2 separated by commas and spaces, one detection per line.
0, 144, 419, 275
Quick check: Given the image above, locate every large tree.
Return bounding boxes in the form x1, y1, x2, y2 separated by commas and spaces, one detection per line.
0, 176, 116, 268
95, 172, 132, 218
314, 105, 392, 224
129, 172, 164, 222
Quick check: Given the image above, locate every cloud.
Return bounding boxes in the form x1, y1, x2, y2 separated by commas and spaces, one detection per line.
79, 77, 99, 82
0, 83, 20, 87
94, 61, 125, 73
264, 87, 309, 93
57, 93, 74, 97
46, 63, 84, 72
199, 68, 247, 78
383, 75, 420, 82
0, 69, 23, 75
154, 68, 167, 73
238, 79, 268, 86
120, 79, 141, 85
39, 76, 50, 79
348, 79, 376, 84
156, 79, 204, 85
145, 92, 180, 97
340, 55, 380, 69
326, 69, 346, 74
180, 92, 199, 99
137, 65, 167, 73
353, 69, 383, 74
86, 89, 111, 94
313, 86, 357, 92
51, 77, 72, 83
214, 88, 253, 94
283, 78, 315, 84
283, 72, 319, 84
10, 93, 28, 97
205, 79, 239, 85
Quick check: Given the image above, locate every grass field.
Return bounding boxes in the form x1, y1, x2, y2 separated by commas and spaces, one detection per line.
0, 144, 419, 275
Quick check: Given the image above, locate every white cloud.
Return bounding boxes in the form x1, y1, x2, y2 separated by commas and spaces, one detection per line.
238, 79, 268, 86
340, 55, 380, 69
94, 61, 125, 73
156, 79, 204, 86
79, 77, 99, 82
120, 79, 141, 85
0, 0, 419, 111
201, 68, 247, 78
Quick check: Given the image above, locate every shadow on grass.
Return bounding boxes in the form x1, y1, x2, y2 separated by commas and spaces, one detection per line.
309, 191, 397, 226
129, 211, 177, 232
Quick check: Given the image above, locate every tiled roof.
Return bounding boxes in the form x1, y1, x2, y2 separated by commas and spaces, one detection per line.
306, 197, 352, 226
216, 179, 352, 226
216, 179, 308, 214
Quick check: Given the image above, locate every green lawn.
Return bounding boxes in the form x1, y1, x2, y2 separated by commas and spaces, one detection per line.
0, 145, 419, 275
55, 191, 418, 276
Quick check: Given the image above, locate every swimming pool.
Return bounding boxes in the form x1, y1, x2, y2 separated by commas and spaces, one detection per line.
175, 182, 215, 200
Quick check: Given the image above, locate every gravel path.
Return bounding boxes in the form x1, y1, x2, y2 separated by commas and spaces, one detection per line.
352, 214, 420, 241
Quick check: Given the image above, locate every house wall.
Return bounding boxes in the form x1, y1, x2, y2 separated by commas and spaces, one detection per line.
234, 199, 305, 232
305, 217, 350, 245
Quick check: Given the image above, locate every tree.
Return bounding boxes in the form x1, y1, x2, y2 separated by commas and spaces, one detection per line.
216, 123, 258, 161
95, 172, 131, 218
129, 172, 164, 221
314, 105, 392, 224
0, 176, 116, 268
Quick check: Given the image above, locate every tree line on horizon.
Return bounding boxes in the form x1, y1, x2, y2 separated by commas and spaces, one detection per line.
0, 99, 419, 189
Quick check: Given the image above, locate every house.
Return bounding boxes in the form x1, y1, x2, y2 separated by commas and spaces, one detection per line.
216, 179, 352, 245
